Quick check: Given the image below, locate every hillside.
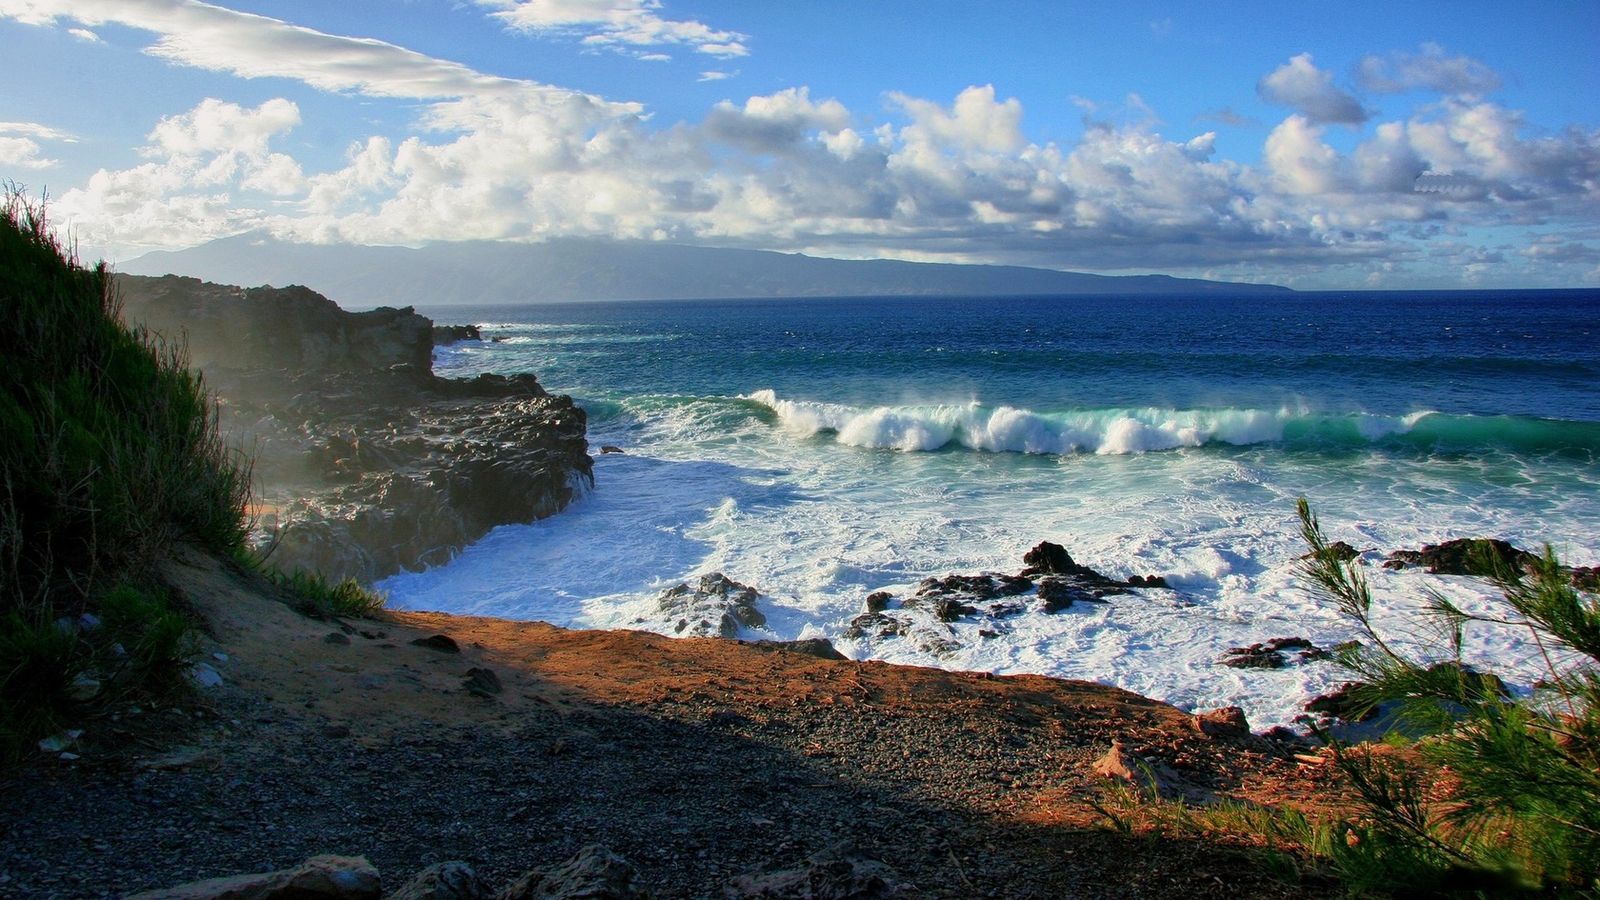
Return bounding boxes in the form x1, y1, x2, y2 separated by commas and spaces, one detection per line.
122, 235, 1291, 307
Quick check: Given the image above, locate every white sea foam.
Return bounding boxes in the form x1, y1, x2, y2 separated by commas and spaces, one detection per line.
380, 389, 1597, 731
746, 390, 1319, 455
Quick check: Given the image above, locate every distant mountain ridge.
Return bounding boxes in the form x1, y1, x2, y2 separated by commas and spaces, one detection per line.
123, 234, 1290, 307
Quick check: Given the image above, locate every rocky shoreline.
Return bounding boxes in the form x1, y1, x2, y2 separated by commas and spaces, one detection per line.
117, 274, 592, 583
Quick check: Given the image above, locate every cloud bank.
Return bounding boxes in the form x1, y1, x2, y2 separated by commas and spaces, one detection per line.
5, 1, 1598, 286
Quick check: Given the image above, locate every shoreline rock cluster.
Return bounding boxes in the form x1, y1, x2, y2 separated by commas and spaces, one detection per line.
847, 541, 1171, 656
118, 274, 593, 583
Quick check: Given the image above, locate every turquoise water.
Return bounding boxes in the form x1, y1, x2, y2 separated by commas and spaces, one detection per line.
380, 290, 1600, 728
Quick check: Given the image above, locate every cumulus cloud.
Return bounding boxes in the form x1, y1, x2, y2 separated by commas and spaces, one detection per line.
8, 0, 1599, 285
1356, 43, 1502, 96
704, 87, 849, 154
473, 0, 748, 58
55, 98, 308, 250
1258, 53, 1369, 125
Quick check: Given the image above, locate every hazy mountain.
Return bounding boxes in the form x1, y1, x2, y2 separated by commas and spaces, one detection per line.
122, 234, 1290, 307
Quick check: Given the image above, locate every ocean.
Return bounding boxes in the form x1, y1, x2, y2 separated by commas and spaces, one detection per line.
380, 290, 1600, 730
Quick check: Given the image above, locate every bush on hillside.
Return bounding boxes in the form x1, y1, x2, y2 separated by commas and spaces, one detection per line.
0, 190, 253, 756
1297, 498, 1600, 894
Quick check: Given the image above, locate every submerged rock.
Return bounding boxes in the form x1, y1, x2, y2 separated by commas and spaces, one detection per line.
1220, 637, 1331, 669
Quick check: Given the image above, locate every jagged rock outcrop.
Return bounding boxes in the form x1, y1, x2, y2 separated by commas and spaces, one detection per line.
117, 274, 592, 584
651, 573, 766, 638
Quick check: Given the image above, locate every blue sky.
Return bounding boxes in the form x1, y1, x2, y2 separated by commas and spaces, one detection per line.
2, 1, 1597, 288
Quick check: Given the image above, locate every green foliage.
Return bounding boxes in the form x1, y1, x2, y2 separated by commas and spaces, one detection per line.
269, 567, 388, 620
0, 609, 86, 753
0, 188, 254, 758
1297, 498, 1600, 895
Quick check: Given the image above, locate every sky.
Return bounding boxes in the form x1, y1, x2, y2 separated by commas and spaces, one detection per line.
1, 1, 1597, 289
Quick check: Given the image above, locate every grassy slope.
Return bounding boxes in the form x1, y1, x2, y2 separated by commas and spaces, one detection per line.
0, 193, 252, 755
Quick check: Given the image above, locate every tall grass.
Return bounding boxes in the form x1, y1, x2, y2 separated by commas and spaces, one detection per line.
0, 190, 253, 757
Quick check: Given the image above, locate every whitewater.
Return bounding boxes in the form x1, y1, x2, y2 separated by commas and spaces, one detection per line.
380, 291, 1600, 731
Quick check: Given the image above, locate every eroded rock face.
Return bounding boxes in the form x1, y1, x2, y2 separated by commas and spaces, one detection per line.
120, 274, 431, 373
119, 274, 593, 584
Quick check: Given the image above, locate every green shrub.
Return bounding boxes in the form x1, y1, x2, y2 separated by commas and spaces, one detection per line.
268, 566, 388, 620
1297, 498, 1600, 894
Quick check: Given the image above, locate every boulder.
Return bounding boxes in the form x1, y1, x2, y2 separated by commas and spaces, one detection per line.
390, 862, 491, 900
496, 845, 647, 900
125, 855, 380, 900
754, 638, 848, 661
1193, 706, 1251, 738
725, 842, 897, 899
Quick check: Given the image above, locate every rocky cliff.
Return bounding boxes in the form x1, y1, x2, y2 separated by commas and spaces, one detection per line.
117, 274, 592, 583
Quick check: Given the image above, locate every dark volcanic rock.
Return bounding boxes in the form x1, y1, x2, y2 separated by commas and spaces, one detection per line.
1221, 637, 1330, 670
1304, 683, 1379, 723
391, 861, 492, 900
496, 845, 646, 900
433, 324, 483, 346
726, 842, 898, 899
119, 274, 592, 584
754, 638, 849, 661
1383, 538, 1535, 577
655, 574, 766, 639
120, 274, 431, 373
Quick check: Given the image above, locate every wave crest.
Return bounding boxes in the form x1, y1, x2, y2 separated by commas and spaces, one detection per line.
742, 391, 1599, 456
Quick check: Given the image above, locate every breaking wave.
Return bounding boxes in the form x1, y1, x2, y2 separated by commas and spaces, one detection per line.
743, 390, 1600, 456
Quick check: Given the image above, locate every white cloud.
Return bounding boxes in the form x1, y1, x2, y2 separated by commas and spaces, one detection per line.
1356, 43, 1502, 96
891, 85, 1026, 154
0, 120, 72, 168
0, 0, 636, 116
473, 0, 748, 58
698, 70, 733, 82
0, 136, 57, 168
1258, 53, 1369, 125
704, 87, 849, 154
67, 26, 97, 40
7, 0, 1597, 285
